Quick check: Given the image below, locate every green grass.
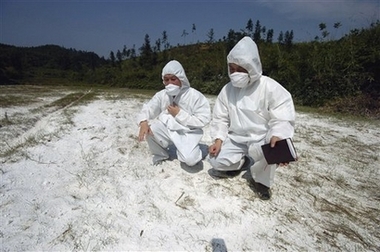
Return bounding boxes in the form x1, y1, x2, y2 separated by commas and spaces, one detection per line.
0, 95, 40, 107
2, 85, 377, 124
295, 105, 380, 124
44, 92, 98, 108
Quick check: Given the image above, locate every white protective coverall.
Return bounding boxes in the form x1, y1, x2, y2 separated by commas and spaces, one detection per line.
208, 37, 296, 187
136, 60, 211, 166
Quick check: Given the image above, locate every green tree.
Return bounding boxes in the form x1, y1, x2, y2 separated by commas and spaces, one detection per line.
278, 31, 284, 44
207, 28, 215, 43
116, 50, 122, 63
261, 26, 267, 40
155, 39, 161, 52
266, 29, 274, 43
245, 18, 253, 37
122, 45, 128, 59
253, 20, 261, 42
181, 30, 189, 45
162, 31, 170, 50
284, 30, 294, 47
139, 34, 154, 69
192, 23, 197, 43
319, 22, 329, 40
109, 51, 116, 65
224, 29, 244, 51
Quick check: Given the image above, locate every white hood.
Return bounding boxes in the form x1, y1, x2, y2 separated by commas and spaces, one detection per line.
162, 60, 190, 90
227, 36, 262, 85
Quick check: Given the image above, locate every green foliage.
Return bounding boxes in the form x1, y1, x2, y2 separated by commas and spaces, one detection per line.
1, 21, 379, 117
0, 44, 108, 85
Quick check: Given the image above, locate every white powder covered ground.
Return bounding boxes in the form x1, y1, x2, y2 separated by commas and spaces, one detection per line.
1, 86, 379, 251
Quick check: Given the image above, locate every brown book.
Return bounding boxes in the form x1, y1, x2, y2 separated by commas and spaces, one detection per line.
261, 138, 297, 164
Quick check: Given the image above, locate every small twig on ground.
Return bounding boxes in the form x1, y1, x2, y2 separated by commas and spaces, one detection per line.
175, 192, 185, 205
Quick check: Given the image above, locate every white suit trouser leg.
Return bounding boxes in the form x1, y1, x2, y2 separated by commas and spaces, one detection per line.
208, 138, 247, 171
209, 137, 277, 187
146, 122, 171, 164
249, 159, 276, 188
248, 143, 276, 188
147, 120, 203, 166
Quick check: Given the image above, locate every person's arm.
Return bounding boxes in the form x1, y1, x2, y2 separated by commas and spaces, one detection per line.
265, 80, 296, 166
172, 91, 211, 129
208, 88, 230, 157
138, 120, 153, 142
266, 81, 296, 143
136, 92, 164, 141
210, 87, 230, 142
209, 138, 223, 157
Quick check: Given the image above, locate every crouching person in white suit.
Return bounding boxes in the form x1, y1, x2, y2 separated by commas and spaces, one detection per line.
208, 37, 296, 200
137, 60, 211, 167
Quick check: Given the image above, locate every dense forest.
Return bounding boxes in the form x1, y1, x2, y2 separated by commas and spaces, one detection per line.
1, 20, 379, 118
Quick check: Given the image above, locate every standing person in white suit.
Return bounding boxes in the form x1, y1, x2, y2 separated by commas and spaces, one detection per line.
137, 60, 211, 167
208, 37, 296, 200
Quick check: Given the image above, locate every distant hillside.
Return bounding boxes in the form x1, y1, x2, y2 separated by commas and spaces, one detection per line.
0, 22, 379, 118
0, 44, 108, 85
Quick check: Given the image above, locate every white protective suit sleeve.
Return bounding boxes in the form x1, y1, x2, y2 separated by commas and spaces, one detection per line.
135, 92, 163, 125
265, 81, 295, 143
210, 86, 230, 141
174, 91, 211, 129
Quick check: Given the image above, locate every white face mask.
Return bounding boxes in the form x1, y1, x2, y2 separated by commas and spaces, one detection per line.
230, 72, 250, 88
165, 84, 181, 96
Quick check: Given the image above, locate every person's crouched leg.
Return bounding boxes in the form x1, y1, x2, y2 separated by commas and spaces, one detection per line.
177, 146, 202, 167
208, 155, 248, 178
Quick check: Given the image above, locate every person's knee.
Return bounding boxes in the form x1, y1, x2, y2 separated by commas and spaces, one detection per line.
178, 151, 201, 167
210, 153, 249, 171
184, 159, 200, 167
147, 133, 169, 148
146, 134, 154, 142
208, 156, 220, 169
208, 156, 236, 171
